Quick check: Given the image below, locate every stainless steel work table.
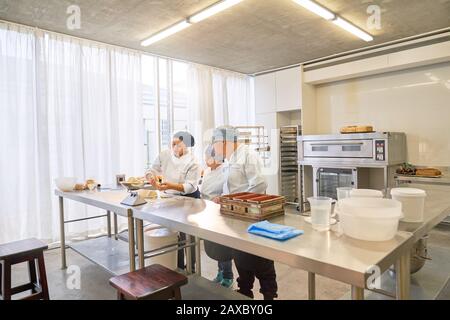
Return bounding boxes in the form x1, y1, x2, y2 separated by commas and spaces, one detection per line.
132, 197, 415, 300
55, 188, 137, 273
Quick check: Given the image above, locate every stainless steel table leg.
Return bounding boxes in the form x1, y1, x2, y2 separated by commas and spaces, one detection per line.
106, 211, 111, 237
195, 237, 201, 276
59, 196, 67, 269
114, 213, 118, 240
351, 286, 364, 300
136, 219, 145, 269
395, 250, 411, 300
186, 236, 193, 275
308, 272, 316, 300
127, 216, 136, 272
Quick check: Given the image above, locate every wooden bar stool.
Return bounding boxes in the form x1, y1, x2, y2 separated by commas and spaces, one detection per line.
0, 238, 50, 300
109, 264, 188, 300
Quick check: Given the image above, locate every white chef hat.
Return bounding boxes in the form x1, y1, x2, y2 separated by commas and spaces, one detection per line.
211, 126, 239, 143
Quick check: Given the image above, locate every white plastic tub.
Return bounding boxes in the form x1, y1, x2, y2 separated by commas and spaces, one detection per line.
350, 189, 383, 198
144, 225, 178, 270
339, 198, 403, 241
391, 188, 426, 223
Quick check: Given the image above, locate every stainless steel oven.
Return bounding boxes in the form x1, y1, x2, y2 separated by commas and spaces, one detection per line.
298, 132, 407, 200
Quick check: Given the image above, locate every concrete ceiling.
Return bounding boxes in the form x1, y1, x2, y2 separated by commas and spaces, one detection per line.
0, 0, 449, 74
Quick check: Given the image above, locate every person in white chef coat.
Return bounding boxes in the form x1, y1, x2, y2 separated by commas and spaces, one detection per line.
146, 131, 201, 271
200, 144, 234, 288
211, 126, 278, 300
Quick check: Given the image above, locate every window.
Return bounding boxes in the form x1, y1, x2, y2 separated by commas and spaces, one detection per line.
172, 61, 189, 132
142, 55, 189, 168
142, 55, 157, 168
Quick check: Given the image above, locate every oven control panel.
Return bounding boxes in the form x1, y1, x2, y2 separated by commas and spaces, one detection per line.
375, 140, 386, 161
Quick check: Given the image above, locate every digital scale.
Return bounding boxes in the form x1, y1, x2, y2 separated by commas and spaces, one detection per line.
120, 182, 156, 206
121, 191, 147, 206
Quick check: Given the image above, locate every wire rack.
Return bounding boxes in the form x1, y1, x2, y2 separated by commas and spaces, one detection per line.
279, 125, 302, 206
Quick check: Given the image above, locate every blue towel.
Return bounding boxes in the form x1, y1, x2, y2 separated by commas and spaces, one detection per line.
247, 220, 304, 241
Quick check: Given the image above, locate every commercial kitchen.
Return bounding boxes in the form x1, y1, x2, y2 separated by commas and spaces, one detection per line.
0, 0, 449, 302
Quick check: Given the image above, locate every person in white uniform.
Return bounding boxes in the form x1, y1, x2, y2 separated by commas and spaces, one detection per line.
146, 131, 200, 197
200, 144, 234, 288
146, 131, 201, 271
211, 126, 278, 300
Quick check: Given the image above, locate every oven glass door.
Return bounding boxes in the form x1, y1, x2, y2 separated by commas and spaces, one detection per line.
317, 168, 355, 199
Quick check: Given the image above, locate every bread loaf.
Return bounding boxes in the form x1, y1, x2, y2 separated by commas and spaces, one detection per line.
415, 168, 442, 177
340, 126, 357, 133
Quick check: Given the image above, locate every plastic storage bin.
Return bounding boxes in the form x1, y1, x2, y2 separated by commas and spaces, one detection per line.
339, 198, 403, 241
391, 188, 426, 223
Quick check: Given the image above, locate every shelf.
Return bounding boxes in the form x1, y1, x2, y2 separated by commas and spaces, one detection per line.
70, 236, 135, 276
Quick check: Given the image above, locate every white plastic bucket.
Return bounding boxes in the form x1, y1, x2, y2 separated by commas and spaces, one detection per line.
339, 198, 403, 241
144, 225, 178, 270
391, 188, 426, 223
350, 189, 383, 198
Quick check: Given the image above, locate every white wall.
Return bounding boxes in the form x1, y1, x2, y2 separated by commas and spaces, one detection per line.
315, 62, 450, 167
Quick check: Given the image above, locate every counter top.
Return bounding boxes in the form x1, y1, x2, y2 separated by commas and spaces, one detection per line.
395, 174, 450, 186
55, 188, 132, 217
133, 196, 413, 288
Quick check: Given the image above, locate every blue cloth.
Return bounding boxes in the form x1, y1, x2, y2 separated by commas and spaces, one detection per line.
247, 220, 304, 241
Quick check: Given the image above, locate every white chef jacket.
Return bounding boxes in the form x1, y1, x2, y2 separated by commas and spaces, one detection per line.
149, 149, 200, 195
223, 144, 267, 195
200, 165, 225, 200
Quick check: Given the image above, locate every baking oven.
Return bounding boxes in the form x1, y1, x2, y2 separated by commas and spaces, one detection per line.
298, 132, 407, 200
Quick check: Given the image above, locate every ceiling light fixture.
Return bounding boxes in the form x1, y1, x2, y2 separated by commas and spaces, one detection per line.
189, 0, 244, 23
293, 0, 373, 42
141, 20, 192, 47
292, 0, 335, 20
332, 17, 374, 42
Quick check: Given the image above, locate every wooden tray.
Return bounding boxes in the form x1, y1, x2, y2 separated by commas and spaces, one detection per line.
219, 192, 286, 221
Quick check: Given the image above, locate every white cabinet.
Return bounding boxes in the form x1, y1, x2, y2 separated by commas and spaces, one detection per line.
276, 67, 302, 112
255, 73, 276, 114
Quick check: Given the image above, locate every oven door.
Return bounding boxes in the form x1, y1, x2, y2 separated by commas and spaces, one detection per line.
314, 167, 357, 200
304, 139, 374, 158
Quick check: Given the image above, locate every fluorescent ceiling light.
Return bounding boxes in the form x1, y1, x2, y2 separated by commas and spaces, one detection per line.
189, 0, 243, 23
293, 0, 335, 20
332, 17, 373, 42
141, 20, 191, 46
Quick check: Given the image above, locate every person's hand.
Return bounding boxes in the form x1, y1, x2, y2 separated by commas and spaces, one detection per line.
212, 197, 221, 204
145, 173, 155, 184
156, 182, 174, 191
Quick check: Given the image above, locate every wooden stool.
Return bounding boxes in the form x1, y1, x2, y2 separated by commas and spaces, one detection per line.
0, 238, 49, 300
109, 264, 188, 300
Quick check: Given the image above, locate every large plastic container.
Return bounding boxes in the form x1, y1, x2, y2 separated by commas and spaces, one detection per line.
350, 189, 383, 198
391, 188, 426, 223
144, 225, 178, 270
339, 198, 403, 241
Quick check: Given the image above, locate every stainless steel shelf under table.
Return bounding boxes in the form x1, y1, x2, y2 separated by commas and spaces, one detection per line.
55, 188, 136, 272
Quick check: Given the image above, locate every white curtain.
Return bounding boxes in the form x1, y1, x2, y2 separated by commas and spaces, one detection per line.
187, 63, 254, 162
0, 23, 143, 244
